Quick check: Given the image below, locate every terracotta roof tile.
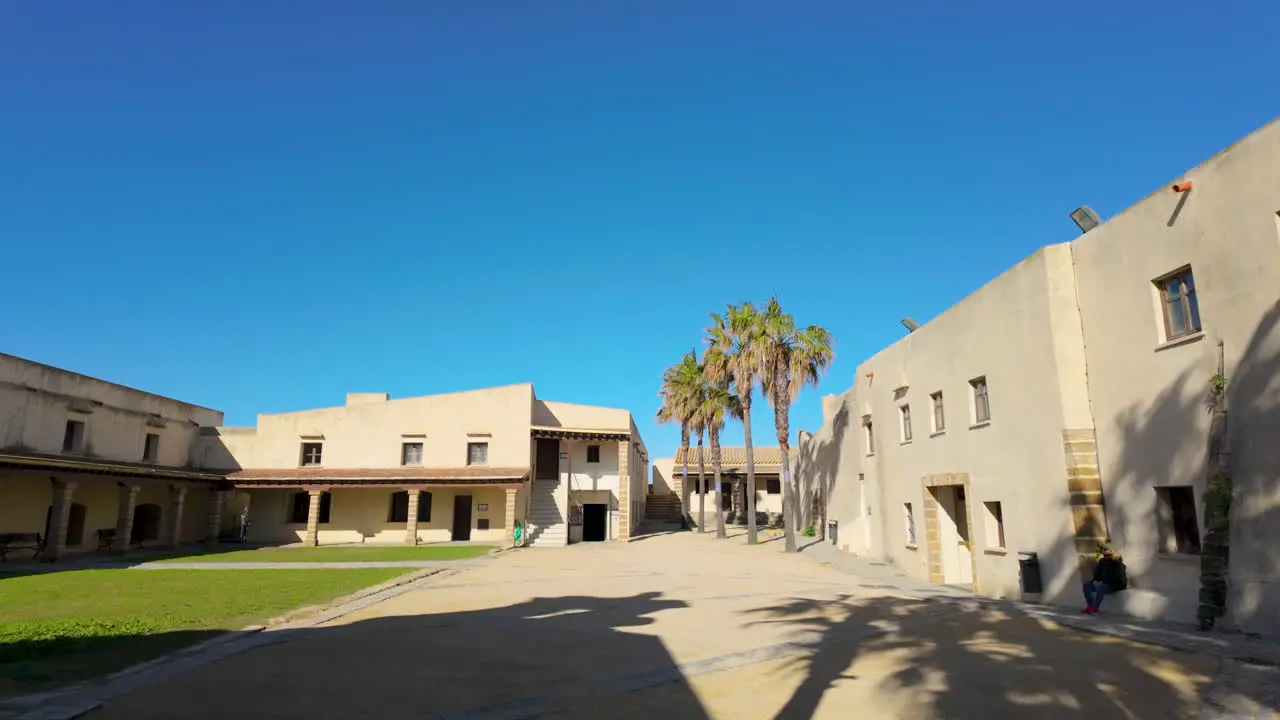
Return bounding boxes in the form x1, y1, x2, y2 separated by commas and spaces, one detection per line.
672, 446, 783, 467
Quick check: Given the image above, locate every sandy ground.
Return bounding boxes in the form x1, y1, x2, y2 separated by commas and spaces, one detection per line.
87, 530, 1218, 720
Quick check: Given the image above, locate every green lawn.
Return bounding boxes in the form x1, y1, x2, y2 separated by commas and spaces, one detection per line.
156, 544, 498, 563
0, 568, 408, 696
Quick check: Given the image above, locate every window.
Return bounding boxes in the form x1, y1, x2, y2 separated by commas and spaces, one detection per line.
1155, 267, 1202, 340
983, 501, 1006, 549
467, 442, 488, 466
401, 442, 424, 466
862, 415, 875, 455
970, 377, 990, 424
300, 442, 323, 467
931, 392, 945, 433
586, 444, 601, 463
289, 491, 331, 524
899, 404, 913, 442
766, 478, 781, 494
1156, 486, 1201, 554
143, 433, 160, 463
904, 503, 917, 545
477, 518, 491, 531
62, 420, 85, 453
387, 491, 431, 522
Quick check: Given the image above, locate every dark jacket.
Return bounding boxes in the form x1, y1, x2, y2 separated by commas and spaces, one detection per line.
1093, 556, 1128, 591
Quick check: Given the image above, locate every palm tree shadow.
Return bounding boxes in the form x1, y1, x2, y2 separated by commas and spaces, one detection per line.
747, 593, 1216, 719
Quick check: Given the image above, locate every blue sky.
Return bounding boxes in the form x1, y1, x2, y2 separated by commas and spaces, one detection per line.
2, 1, 1276, 459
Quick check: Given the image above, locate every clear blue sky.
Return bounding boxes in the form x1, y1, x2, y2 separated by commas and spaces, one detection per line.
2, 1, 1276, 460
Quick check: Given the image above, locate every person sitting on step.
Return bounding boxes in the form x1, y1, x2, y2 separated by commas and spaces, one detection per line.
1083, 541, 1128, 615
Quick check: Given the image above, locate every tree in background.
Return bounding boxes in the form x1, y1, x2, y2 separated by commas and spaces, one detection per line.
706, 303, 766, 545
760, 297, 835, 553
657, 349, 701, 529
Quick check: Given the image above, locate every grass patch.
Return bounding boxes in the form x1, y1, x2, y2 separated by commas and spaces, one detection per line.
156, 545, 498, 563
0, 568, 407, 696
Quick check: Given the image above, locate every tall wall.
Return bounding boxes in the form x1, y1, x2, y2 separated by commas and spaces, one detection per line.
1071, 119, 1280, 635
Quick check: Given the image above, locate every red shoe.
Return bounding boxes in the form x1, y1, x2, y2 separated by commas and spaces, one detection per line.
1085, 606, 1098, 615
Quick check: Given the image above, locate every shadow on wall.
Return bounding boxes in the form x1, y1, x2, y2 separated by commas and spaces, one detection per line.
793, 402, 851, 547
3, 592, 709, 718
747, 593, 1233, 720
1097, 300, 1280, 636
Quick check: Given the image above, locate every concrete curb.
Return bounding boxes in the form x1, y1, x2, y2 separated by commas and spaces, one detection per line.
0, 565, 466, 720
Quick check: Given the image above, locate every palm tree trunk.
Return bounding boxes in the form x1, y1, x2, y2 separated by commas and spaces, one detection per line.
711, 425, 727, 539
775, 370, 797, 553
1198, 340, 1232, 630
679, 423, 691, 530
780, 440, 795, 552
743, 393, 758, 545
696, 430, 707, 533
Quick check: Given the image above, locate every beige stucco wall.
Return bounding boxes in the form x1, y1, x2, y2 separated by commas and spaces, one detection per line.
651, 457, 674, 495
243, 486, 511, 545
533, 400, 631, 430
0, 354, 223, 466
196, 384, 537, 471
1071, 119, 1280, 635
806, 245, 1090, 606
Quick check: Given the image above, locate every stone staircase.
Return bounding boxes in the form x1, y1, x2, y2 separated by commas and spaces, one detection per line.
645, 492, 682, 522
526, 479, 567, 547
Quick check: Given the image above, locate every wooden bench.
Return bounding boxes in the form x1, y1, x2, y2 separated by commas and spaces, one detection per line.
96, 528, 145, 553
0, 532, 45, 562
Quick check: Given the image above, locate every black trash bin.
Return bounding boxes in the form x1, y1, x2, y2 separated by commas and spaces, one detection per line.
1018, 551, 1043, 594
828, 520, 838, 546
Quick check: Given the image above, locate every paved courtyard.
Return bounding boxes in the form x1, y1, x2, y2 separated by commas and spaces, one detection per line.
81, 530, 1267, 719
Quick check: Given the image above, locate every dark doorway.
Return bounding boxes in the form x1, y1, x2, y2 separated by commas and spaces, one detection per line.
452, 495, 473, 541
582, 504, 607, 542
535, 439, 560, 480
132, 503, 162, 544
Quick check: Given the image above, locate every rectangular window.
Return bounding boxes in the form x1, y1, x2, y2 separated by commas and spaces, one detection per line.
467, 442, 489, 466
290, 491, 331, 524
1155, 266, 1202, 340
586, 444, 601, 463
862, 415, 875, 455
766, 478, 781, 494
931, 392, 945, 433
477, 518, 491, 531
62, 420, 85, 453
899, 404, 913, 442
143, 433, 160, 463
300, 442, 323, 466
983, 501, 1006, 549
387, 491, 432, 522
970, 377, 990, 424
401, 442, 424, 466
1156, 486, 1201, 554
904, 503, 917, 545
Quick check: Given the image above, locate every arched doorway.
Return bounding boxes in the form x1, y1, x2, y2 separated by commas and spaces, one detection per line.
132, 503, 163, 544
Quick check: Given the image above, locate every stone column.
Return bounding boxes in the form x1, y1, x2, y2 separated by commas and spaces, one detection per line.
617, 441, 631, 542
304, 489, 323, 547
404, 490, 420, 545
165, 484, 188, 548
45, 478, 77, 561
504, 487, 518, 547
113, 482, 141, 553
206, 487, 227, 547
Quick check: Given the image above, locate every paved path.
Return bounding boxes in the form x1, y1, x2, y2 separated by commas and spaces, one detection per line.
65, 530, 1271, 720
130, 560, 474, 570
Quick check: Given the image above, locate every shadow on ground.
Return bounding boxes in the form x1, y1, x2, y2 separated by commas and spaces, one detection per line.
747, 593, 1248, 720
6, 584, 1268, 719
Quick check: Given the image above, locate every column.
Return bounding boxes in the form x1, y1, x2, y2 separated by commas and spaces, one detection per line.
112, 483, 141, 553
404, 489, 420, 545
45, 478, 77, 561
617, 441, 631, 542
304, 489, 323, 546
206, 486, 227, 547
504, 487, 518, 547
165, 484, 188, 548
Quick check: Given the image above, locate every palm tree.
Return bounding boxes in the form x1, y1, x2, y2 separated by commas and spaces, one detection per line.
657, 349, 701, 528
689, 396, 710, 533
706, 302, 765, 545
761, 297, 835, 553
699, 379, 743, 539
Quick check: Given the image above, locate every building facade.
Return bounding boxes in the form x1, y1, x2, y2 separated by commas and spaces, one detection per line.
653, 446, 790, 527
194, 385, 649, 548
796, 118, 1280, 636
0, 354, 227, 560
